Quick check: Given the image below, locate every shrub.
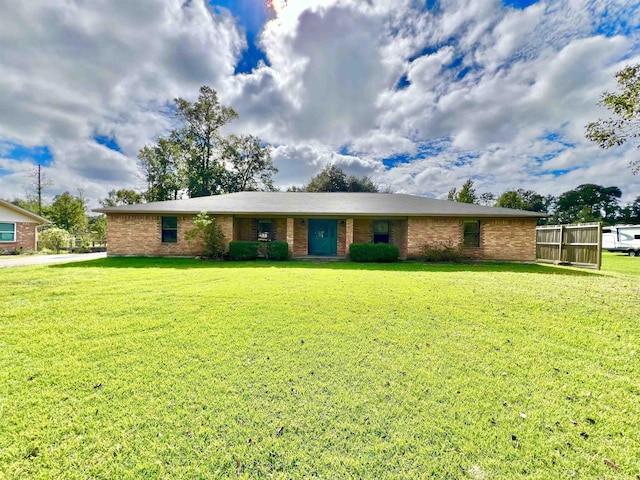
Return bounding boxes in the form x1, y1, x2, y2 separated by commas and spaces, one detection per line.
266, 241, 289, 261
349, 243, 399, 262
230, 241, 290, 261
229, 241, 260, 261
421, 244, 469, 263
186, 211, 226, 260
39, 227, 71, 253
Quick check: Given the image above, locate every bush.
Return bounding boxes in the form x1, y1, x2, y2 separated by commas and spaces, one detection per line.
186, 211, 226, 260
349, 243, 399, 262
229, 241, 260, 261
265, 241, 289, 261
230, 241, 290, 261
39, 227, 71, 253
421, 244, 469, 262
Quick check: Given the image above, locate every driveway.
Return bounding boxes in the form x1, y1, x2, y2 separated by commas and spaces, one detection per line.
0, 252, 107, 268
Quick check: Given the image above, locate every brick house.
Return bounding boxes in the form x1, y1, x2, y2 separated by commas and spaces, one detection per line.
0, 199, 51, 252
95, 192, 546, 260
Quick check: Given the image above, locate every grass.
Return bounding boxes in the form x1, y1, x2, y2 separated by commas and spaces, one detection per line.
0, 254, 638, 478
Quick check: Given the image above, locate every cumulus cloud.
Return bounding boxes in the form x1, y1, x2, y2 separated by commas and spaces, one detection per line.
0, 0, 639, 206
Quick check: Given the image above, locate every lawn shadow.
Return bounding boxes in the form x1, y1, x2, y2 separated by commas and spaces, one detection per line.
51, 257, 600, 276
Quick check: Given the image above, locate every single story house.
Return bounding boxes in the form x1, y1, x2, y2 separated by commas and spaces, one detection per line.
95, 192, 546, 261
0, 199, 51, 252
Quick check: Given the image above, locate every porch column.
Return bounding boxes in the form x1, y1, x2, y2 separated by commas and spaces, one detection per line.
286, 217, 295, 256
345, 218, 354, 257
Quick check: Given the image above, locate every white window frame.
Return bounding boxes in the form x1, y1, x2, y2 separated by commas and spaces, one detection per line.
0, 222, 16, 243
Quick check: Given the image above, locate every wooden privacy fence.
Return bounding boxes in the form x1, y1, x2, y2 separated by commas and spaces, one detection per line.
536, 222, 602, 269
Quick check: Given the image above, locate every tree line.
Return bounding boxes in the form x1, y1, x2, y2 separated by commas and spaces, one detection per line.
447, 178, 640, 225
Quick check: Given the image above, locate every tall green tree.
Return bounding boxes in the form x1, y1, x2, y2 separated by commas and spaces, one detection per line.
137, 137, 183, 202
173, 86, 238, 197
99, 189, 143, 207
295, 165, 379, 192
496, 191, 527, 210
448, 179, 477, 203
496, 189, 551, 213
618, 195, 640, 224
586, 63, 640, 174
222, 134, 278, 192
554, 184, 621, 224
48, 192, 87, 234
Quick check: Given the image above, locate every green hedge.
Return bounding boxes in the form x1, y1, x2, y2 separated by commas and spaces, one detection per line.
229, 241, 290, 261
349, 243, 399, 263
265, 241, 289, 261
229, 241, 260, 261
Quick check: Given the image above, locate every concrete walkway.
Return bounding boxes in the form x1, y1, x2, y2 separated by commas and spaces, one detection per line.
0, 252, 107, 268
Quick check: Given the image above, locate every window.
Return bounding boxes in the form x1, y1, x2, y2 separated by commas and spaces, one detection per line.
373, 221, 390, 244
463, 220, 480, 248
258, 220, 272, 242
0, 223, 16, 242
635, 234, 640, 240
161, 216, 178, 243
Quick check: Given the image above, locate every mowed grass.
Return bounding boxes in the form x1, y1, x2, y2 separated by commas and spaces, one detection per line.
1, 254, 638, 479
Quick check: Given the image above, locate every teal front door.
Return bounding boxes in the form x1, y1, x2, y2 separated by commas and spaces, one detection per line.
308, 219, 338, 256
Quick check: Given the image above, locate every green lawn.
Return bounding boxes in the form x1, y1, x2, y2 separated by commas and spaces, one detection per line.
1, 254, 638, 478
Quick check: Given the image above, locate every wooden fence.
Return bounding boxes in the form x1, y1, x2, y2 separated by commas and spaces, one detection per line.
536, 223, 602, 269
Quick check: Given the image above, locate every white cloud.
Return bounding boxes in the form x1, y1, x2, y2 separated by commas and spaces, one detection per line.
0, 0, 639, 208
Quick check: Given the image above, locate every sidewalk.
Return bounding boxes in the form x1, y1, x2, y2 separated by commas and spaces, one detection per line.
0, 252, 107, 268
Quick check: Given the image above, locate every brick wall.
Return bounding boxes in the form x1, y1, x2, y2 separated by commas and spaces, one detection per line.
390, 219, 408, 260
480, 218, 537, 261
337, 220, 347, 256
234, 218, 255, 241
107, 214, 233, 256
293, 219, 308, 256
407, 216, 537, 261
353, 219, 372, 243
0, 222, 38, 251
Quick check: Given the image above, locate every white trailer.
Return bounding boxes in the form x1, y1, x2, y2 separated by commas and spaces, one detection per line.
602, 225, 640, 256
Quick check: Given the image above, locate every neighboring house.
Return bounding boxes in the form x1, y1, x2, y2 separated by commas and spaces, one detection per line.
94, 192, 547, 260
0, 199, 51, 252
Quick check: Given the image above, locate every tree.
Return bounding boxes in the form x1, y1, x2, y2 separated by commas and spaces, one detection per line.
48, 192, 87, 234
448, 179, 477, 203
306, 165, 348, 192
186, 211, 226, 260
38, 227, 71, 253
618, 195, 640, 224
28, 164, 53, 216
586, 63, 640, 174
554, 184, 621, 224
299, 165, 379, 192
496, 191, 527, 210
173, 86, 238, 197
138, 137, 183, 202
346, 174, 379, 192
99, 189, 143, 207
221, 134, 278, 192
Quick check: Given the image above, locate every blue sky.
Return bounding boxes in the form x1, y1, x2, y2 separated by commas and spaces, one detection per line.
0, 0, 639, 205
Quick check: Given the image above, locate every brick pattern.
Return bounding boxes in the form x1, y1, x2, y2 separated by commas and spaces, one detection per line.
406, 216, 537, 261
273, 218, 287, 242
407, 217, 462, 258
234, 218, 255, 241
353, 219, 372, 243
337, 220, 347, 256
0, 222, 38, 251
479, 218, 537, 261
293, 219, 308, 256
106, 213, 537, 261
107, 214, 233, 256
390, 219, 408, 260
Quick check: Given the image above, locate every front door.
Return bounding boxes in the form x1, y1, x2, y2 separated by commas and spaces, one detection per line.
308, 219, 338, 256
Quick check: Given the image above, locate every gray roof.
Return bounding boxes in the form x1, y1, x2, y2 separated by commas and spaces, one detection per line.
0, 199, 51, 224
94, 192, 547, 218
